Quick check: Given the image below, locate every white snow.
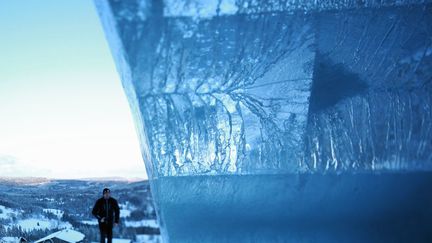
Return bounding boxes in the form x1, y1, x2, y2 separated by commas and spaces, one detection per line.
124, 219, 159, 228
43, 208, 64, 218
16, 218, 72, 231
91, 239, 132, 243
16, 218, 51, 231
0, 205, 19, 219
35, 229, 84, 243
135, 234, 162, 243
81, 220, 98, 225
1, 206, 71, 232
112, 239, 132, 243
119, 202, 135, 218
1, 237, 22, 243
120, 208, 131, 218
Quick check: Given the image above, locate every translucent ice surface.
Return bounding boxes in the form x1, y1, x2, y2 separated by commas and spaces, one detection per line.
95, 0, 432, 242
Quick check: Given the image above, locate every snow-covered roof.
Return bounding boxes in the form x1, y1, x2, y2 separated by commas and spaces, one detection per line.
34, 229, 84, 243
0, 237, 26, 243
1, 237, 18, 243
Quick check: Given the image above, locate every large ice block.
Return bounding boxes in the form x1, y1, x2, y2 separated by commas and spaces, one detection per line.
95, 0, 432, 242
95, 2, 316, 178
305, 4, 432, 172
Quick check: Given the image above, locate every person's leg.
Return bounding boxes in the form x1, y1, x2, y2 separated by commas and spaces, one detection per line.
99, 223, 106, 243
107, 224, 113, 243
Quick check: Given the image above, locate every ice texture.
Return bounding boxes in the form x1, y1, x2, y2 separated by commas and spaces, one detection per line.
96, 2, 316, 178
306, 5, 432, 172
95, 0, 432, 242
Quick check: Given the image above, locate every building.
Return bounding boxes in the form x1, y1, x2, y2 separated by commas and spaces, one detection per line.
0, 237, 27, 243
34, 229, 84, 243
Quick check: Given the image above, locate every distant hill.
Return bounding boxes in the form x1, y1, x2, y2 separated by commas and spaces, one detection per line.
0, 176, 51, 185
77, 177, 146, 182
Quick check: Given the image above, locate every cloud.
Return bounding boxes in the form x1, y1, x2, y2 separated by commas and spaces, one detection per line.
0, 154, 51, 177
0, 154, 18, 165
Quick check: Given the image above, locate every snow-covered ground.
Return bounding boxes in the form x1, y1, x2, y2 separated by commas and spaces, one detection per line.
1, 204, 71, 232
34, 229, 84, 243
81, 220, 98, 225
124, 219, 158, 228
118, 202, 160, 229
121, 208, 131, 218
0, 237, 22, 243
16, 218, 72, 231
82, 218, 159, 228
135, 234, 162, 243
43, 208, 64, 218
91, 236, 161, 243
0, 205, 21, 219
91, 239, 132, 243
111, 239, 132, 243
119, 202, 136, 218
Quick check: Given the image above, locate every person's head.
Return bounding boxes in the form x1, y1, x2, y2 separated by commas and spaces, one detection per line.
103, 188, 111, 199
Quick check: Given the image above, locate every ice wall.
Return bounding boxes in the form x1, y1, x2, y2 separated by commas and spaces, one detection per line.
305, 5, 432, 172
95, 0, 432, 242
95, 0, 432, 177
96, 1, 317, 178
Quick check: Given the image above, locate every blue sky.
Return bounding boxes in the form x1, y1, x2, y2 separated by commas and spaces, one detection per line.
0, 0, 147, 179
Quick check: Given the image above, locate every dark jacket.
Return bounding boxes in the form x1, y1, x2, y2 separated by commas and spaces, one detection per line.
92, 197, 120, 225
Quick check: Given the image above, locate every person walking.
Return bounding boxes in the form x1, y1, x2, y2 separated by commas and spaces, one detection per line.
92, 188, 120, 243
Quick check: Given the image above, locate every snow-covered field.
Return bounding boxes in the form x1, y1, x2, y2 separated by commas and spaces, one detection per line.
0, 205, 21, 219
16, 218, 72, 231
119, 202, 136, 218
90, 239, 133, 243
43, 208, 64, 218
36, 197, 55, 202
81, 220, 98, 225
91, 237, 161, 243
124, 219, 158, 228
1, 204, 71, 232
135, 234, 162, 243
120, 208, 132, 218
82, 218, 159, 228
